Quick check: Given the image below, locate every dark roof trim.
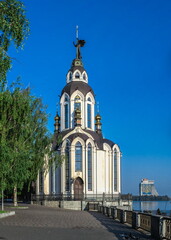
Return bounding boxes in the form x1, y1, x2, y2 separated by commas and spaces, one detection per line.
61, 81, 95, 97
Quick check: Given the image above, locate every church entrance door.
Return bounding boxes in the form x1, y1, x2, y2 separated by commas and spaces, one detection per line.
74, 177, 84, 200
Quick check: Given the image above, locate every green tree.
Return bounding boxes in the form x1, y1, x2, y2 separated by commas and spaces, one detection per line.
0, 84, 65, 207
0, 0, 29, 89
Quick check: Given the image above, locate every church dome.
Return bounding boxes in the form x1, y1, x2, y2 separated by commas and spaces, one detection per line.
66, 59, 88, 83
61, 81, 95, 97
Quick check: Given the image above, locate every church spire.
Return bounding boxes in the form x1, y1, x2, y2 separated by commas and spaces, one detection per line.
73, 26, 86, 60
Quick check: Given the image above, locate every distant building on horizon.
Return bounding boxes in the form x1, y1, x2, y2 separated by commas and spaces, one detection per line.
139, 178, 159, 196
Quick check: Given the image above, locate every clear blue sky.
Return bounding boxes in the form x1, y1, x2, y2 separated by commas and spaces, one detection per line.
8, 0, 171, 196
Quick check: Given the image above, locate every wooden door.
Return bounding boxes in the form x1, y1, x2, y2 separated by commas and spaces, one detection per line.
74, 177, 83, 200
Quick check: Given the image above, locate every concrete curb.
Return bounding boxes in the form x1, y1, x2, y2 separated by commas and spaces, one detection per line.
8, 207, 28, 210
0, 211, 15, 219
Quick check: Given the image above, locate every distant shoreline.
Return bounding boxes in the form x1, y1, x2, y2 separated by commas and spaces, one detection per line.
132, 195, 170, 201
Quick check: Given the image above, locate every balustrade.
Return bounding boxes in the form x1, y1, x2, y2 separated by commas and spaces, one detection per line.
125, 210, 133, 225
98, 207, 171, 240
163, 218, 171, 240
139, 213, 151, 232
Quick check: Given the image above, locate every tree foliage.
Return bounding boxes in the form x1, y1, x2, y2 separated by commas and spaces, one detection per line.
0, 84, 53, 194
0, 0, 29, 88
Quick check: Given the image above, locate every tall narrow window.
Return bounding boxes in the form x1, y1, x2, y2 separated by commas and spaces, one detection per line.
69, 72, 72, 81
75, 142, 82, 171
88, 143, 92, 191
74, 95, 81, 110
114, 149, 117, 192
87, 104, 91, 128
65, 104, 69, 128
65, 142, 70, 191
39, 170, 44, 193
83, 73, 86, 80
74, 102, 81, 110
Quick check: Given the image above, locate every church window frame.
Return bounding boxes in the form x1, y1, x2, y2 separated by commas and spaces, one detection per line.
88, 143, 92, 191
75, 71, 80, 79
65, 141, 70, 191
87, 97, 92, 129
75, 142, 82, 172
69, 72, 72, 81
74, 95, 81, 110
87, 103, 91, 128
64, 95, 69, 129
83, 73, 86, 80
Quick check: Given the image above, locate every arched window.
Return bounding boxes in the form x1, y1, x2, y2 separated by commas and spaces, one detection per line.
75, 71, 80, 79
87, 104, 91, 128
75, 142, 82, 171
87, 97, 91, 102
74, 95, 81, 110
39, 170, 44, 193
114, 149, 117, 192
88, 143, 92, 191
83, 73, 86, 80
65, 142, 70, 191
64, 104, 69, 128
69, 72, 72, 81
64, 95, 69, 129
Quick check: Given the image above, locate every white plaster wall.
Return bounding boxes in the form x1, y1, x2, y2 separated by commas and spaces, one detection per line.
96, 150, 105, 193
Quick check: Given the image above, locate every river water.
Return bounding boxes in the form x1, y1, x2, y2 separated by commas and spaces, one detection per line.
133, 201, 171, 216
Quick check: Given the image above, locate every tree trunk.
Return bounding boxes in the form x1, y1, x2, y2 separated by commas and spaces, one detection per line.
14, 186, 18, 207
1, 189, 4, 211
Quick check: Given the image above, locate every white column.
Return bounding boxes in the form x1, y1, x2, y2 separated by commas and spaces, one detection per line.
53, 162, 56, 193
83, 145, 87, 196
70, 145, 75, 195
118, 152, 121, 193
93, 147, 96, 195
36, 173, 39, 195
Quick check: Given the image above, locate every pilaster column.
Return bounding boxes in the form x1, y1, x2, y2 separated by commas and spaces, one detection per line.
53, 162, 56, 193
36, 173, 39, 195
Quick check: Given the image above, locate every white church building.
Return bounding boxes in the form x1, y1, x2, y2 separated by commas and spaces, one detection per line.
37, 38, 121, 200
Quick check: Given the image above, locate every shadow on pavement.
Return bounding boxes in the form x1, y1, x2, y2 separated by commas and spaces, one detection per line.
88, 211, 153, 240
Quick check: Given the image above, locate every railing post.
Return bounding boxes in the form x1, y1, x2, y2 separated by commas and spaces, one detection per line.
101, 205, 103, 213
106, 207, 110, 217
151, 215, 162, 240
102, 206, 105, 215
120, 210, 126, 223
104, 206, 107, 215
108, 207, 111, 217
161, 217, 171, 240
111, 207, 114, 218
114, 208, 117, 219
132, 211, 140, 229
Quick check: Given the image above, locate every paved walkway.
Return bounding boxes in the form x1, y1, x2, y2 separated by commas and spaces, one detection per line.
0, 205, 152, 240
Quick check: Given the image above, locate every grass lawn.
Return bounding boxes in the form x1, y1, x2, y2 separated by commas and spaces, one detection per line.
0, 211, 7, 213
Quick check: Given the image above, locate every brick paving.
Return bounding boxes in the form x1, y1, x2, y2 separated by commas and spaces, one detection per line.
0, 204, 151, 240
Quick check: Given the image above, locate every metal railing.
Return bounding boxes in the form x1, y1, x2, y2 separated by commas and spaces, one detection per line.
31, 193, 132, 202
98, 206, 171, 240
